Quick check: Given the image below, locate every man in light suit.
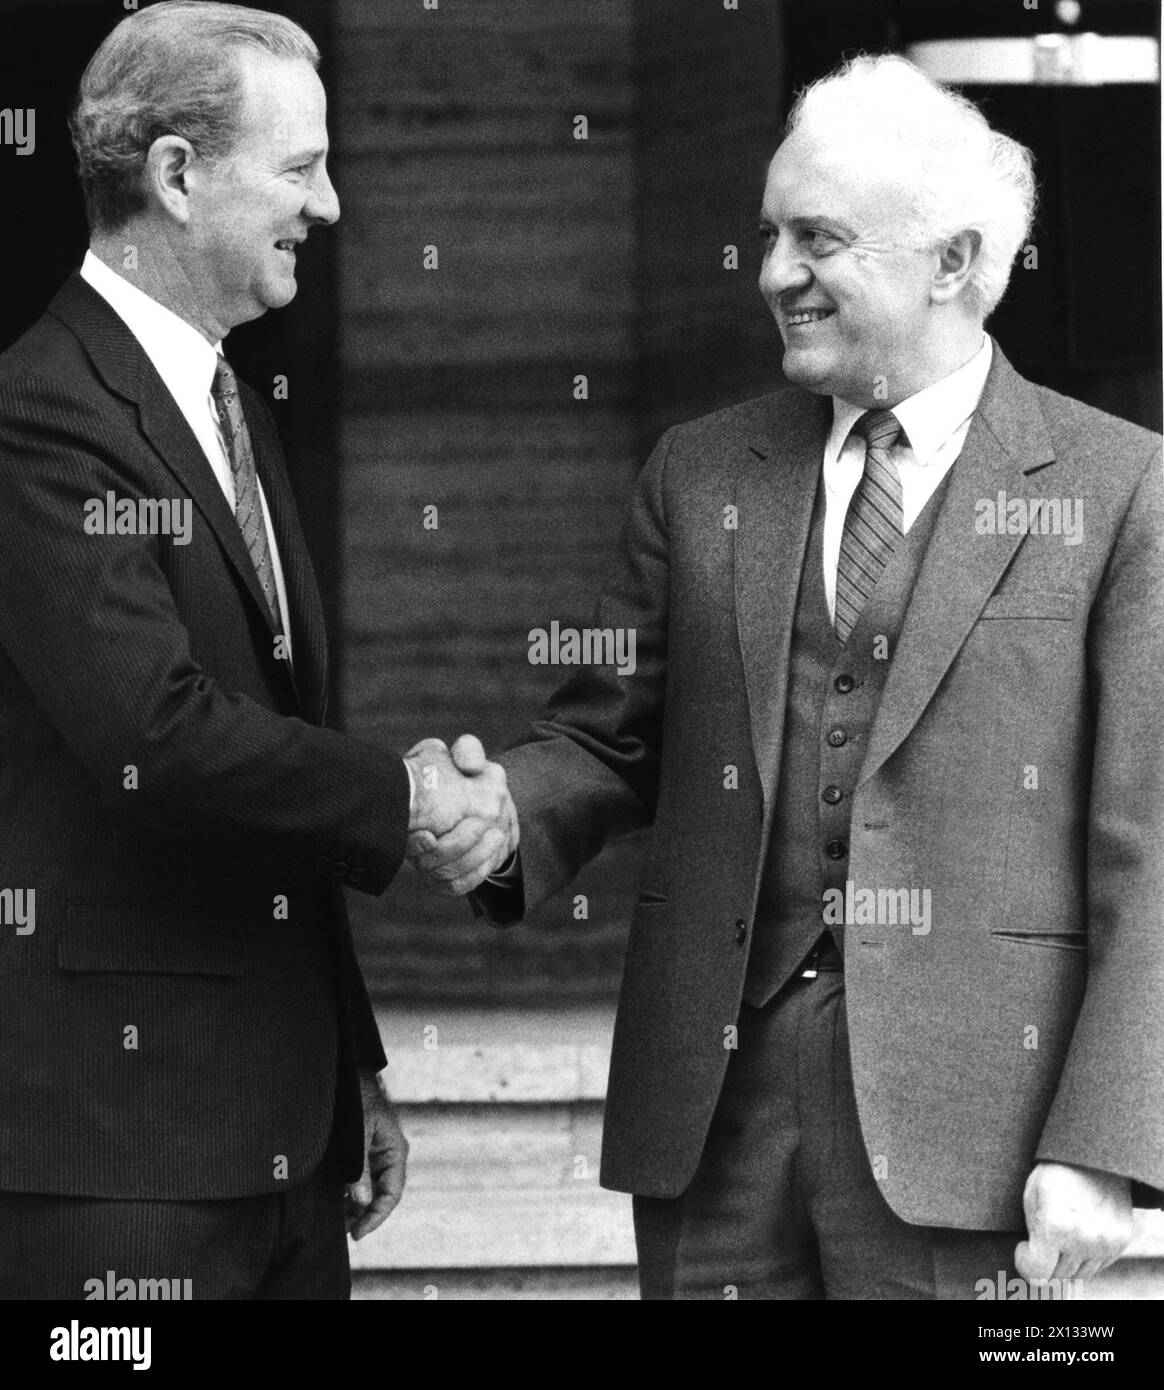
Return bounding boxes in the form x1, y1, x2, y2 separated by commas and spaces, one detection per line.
415, 55, 1164, 1297
0, 2, 513, 1299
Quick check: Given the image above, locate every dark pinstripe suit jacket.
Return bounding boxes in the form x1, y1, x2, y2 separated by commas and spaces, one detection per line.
0, 273, 407, 1200
480, 344, 1164, 1230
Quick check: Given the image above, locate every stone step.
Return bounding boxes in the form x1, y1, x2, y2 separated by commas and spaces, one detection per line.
376, 1004, 612, 1103
351, 1186, 636, 1270
393, 1101, 604, 1190
351, 1260, 1164, 1301
353, 1268, 638, 1300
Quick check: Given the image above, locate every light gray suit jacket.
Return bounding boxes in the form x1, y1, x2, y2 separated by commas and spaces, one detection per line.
480, 343, 1164, 1229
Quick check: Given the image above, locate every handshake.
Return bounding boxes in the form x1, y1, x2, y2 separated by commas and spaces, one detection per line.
404, 735, 519, 895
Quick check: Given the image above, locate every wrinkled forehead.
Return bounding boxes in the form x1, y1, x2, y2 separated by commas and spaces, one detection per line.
762, 126, 922, 232
232, 52, 328, 155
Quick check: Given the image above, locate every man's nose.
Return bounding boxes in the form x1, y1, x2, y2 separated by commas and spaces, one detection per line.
759, 235, 810, 300
306, 164, 340, 226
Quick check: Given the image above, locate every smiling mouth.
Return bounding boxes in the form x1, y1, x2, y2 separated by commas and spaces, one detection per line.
785, 308, 835, 328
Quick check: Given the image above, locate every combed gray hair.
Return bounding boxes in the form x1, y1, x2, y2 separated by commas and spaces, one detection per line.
785, 54, 1037, 320
70, 1, 319, 234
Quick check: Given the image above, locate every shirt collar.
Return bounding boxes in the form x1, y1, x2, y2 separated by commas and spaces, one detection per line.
827, 333, 993, 466
80, 249, 224, 405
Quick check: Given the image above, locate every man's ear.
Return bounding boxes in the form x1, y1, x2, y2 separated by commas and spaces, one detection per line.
932, 228, 982, 304
144, 136, 196, 226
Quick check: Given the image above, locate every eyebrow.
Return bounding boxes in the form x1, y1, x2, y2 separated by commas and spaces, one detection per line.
758, 214, 853, 238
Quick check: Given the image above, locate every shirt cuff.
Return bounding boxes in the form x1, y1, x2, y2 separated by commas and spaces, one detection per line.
486, 849, 520, 883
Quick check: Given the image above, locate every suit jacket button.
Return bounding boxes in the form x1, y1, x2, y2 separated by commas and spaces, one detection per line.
331, 860, 349, 877
349, 867, 365, 886
825, 839, 848, 860
834, 674, 855, 693
822, 784, 843, 805
734, 919, 747, 944
313, 855, 330, 872
826, 727, 847, 747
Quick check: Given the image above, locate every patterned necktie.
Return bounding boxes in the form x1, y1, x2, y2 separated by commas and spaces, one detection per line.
834, 409, 905, 643
211, 356, 281, 630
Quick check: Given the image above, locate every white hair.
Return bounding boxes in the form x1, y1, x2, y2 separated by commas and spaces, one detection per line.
785, 53, 1037, 320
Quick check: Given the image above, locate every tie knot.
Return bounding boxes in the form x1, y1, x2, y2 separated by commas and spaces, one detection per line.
212, 355, 237, 403
854, 409, 903, 453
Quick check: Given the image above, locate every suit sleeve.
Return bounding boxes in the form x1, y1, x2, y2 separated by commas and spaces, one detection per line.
0, 373, 409, 895
1035, 447, 1164, 1196
337, 907, 388, 1070
474, 428, 676, 925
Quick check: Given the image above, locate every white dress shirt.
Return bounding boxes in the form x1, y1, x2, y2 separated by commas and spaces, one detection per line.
80, 250, 293, 656
822, 334, 993, 620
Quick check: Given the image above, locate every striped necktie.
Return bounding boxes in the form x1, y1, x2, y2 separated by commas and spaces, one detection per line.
834, 409, 905, 643
211, 356, 281, 630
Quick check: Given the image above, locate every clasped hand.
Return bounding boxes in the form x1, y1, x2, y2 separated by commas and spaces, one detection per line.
405, 734, 518, 894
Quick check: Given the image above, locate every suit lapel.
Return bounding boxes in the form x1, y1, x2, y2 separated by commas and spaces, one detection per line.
138, 382, 288, 642
734, 389, 829, 803
48, 274, 321, 719
857, 343, 1057, 788
50, 275, 283, 634
246, 405, 330, 725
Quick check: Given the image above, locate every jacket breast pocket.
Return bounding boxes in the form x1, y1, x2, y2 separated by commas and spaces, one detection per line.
58, 901, 252, 977
977, 590, 1078, 621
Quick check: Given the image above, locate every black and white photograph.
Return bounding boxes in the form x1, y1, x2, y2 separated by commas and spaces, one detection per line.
0, 0, 1161, 1358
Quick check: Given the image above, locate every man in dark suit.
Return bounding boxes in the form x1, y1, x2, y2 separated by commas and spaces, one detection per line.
415, 53, 1164, 1297
0, 1, 513, 1299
